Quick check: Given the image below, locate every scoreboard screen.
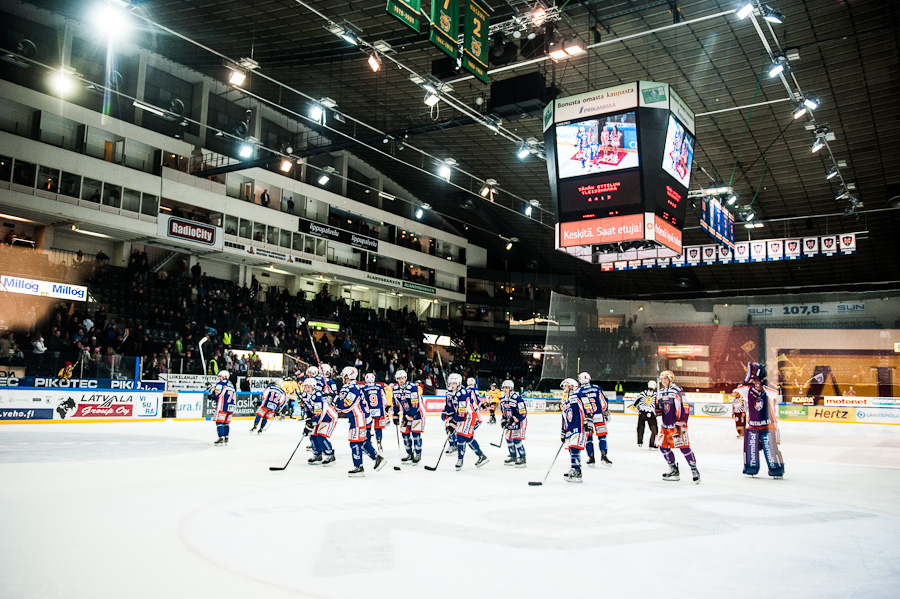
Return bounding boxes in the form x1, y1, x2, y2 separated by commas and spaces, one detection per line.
700, 196, 735, 248
557, 171, 643, 222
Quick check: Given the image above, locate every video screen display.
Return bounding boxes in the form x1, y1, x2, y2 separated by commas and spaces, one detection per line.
558, 171, 642, 222
555, 111, 639, 179
661, 114, 695, 189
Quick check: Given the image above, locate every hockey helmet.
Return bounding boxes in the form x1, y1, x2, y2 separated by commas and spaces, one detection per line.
501, 380, 515, 392
467, 377, 476, 387
647, 380, 657, 390
301, 378, 317, 390
395, 369, 408, 382
218, 370, 230, 379
306, 365, 319, 377
577, 372, 591, 385
745, 362, 766, 384
320, 363, 332, 375
448, 373, 463, 389
561, 378, 577, 390
659, 370, 675, 385
364, 372, 376, 384
490, 383, 498, 389
341, 366, 358, 382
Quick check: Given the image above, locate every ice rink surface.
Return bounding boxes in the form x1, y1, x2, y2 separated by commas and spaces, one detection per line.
2, 413, 900, 599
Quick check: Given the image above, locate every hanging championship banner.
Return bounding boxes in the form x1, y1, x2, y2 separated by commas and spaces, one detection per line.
734, 242, 750, 263
820, 235, 838, 256
718, 245, 733, 264
642, 259, 657, 269
767, 239, 784, 261
628, 260, 642, 270
387, 0, 422, 33
600, 262, 613, 272
750, 241, 766, 262
701, 245, 717, 265
839, 233, 856, 255
614, 260, 627, 271
802, 237, 819, 257
657, 257, 670, 268
785, 239, 801, 260
670, 253, 685, 267
686, 247, 701, 265
429, 0, 459, 58
462, 0, 491, 83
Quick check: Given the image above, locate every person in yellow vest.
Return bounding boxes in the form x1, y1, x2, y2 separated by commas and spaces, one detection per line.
57, 361, 75, 380
222, 331, 232, 347
487, 383, 501, 424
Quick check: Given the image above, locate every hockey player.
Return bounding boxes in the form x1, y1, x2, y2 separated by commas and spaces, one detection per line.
441, 384, 458, 455
446, 373, 489, 470
734, 363, 784, 478
655, 370, 700, 483
301, 377, 337, 466
560, 378, 586, 482
499, 380, 527, 467
211, 370, 236, 446
731, 389, 746, 438
392, 369, 425, 464
317, 363, 338, 399
631, 380, 659, 448
335, 366, 386, 477
362, 372, 388, 453
250, 379, 288, 434
487, 383, 501, 424
573, 372, 612, 466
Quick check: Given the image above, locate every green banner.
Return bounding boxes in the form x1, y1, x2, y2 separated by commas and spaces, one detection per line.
429, 0, 459, 59
778, 404, 809, 420
462, 0, 491, 83
387, 0, 422, 33
402, 281, 437, 294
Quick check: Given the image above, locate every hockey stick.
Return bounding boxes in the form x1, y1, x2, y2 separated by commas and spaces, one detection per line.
528, 440, 566, 486
392, 423, 402, 471
424, 432, 453, 471
268, 431, 309, 471
490, 427, 506, 448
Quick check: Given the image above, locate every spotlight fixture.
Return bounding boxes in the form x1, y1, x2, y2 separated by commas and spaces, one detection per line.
506, 241, 513, 250
745, 210, 755, 221
238, 142, 254, 159
531, 5, 547, 26
525, 205, 533, 217
309, 104, 324, 121
768, 55, 789, 78
317, 173, 330, 185
367, 54, 381, 72
51, 67, 76, 95
726, 193, 738, 206
792, 105, 807, 120
547, 41, 568, 61
563, 37, 586, 56
279, 159, 294, 173
525, 199, 540, 218
803, 95, 819, 111
438, 164, 452, 180
811, 138, 825, 154
761, 6, 784, 24
737, 2, 754, 20
89, 2, 131, 42
479, 178, 498, 200
415, 207, 424, 219
744, 222, 764, 229
424, 92, 440, 107
826, 166, 839, 180
228, 69, 247, 86
341, 30, 359, 45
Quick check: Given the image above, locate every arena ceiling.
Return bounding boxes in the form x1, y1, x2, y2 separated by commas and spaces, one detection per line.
10, 0, 900, 300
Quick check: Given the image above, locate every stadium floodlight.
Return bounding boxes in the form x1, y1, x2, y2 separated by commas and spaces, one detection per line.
564, 37, 586, 56
736, 2, 754, 20
415, 207, 424, 219
531, 5, 547, 26
317, 173, 330, 185
826, 166, 839, 180
340, 30, 359, 45
792, 105, 807, 119
424, 92, 440, 107
279, 159, 293, 173
525, 205, 533, 217
89, 2, 131, 42
422, 82, 439, 95
309, 104, 324, 121
768, 55, 788, 78
761, 6, 784, 24
367, 54, 381, 72
548, 41, 569, 61
803, 95, 819, 111
726, 193, 738, 206
238, 143, 254, 159
811, 137, 825, 153
516, 144, 532, 159
228, 69, 246, 86
438, 164, 451, 180
51, 67, 76, 95
506, 241, 513, 250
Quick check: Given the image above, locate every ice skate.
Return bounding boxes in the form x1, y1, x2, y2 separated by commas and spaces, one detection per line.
348, 466, 365, 478
214, 437, 226, 446
563, 468, 583, 483
515, 457, 527, 468
224, 436, 229, 445
411, 453, 421, 465
504, 456, 516, 466
401, 454, 413, 463
637, 443, 642, 448
691, 467, 701, 484
257, 427, 265, 434
662, 464, 680, 481
321, 455, 336, 466
445, 445, 457, 455
249, 425, 257, 433
475, 454, 489, 468
600, 451, 613, 466
455, 458, 464, 471
586, 455, 596, 468
308, 454, 322, 465
373, 456, 387, 472
772, 475, 784, 479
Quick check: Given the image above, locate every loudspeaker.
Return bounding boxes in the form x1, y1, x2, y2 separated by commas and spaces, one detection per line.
488, 72, 550, 121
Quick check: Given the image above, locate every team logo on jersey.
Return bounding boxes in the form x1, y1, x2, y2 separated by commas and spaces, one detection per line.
754, 401, 763, 411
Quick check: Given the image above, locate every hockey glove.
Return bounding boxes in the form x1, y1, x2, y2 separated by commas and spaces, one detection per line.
560, 431, 567, 442
506, 420, 518, 431
603, 410, 610, 421
583, 421, 592, 432
303, 419, 313, 435
392, 415, 400, 426
500, 418, 509, 428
